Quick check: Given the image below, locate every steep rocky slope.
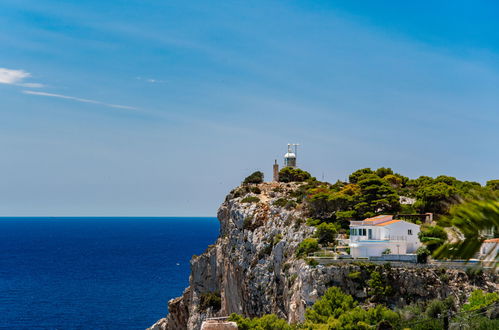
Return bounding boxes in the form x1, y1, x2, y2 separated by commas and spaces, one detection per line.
149, 182, 497, 330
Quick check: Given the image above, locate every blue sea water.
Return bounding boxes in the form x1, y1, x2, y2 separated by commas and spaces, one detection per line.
0, 217, 219, 329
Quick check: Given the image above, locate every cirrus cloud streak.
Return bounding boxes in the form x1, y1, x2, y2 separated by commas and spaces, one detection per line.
23, 90, 139, 110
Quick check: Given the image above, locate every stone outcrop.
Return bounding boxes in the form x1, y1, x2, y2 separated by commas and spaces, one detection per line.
148, 182, 498, 330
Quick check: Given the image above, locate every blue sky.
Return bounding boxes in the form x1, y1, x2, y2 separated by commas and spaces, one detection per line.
1, 0, 498, 216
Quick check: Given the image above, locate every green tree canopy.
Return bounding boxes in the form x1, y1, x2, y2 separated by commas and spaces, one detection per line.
314, 222, 340, 245
414, 182, 458, 215
243, 171, 264, 184
349, 168, 374, 184
305, 287, 358, 323
295, 238, 320, 257
354, 175, 400, 218
304, 287, 400, 329
278, 167, 312, 183
375, 167, 394, 178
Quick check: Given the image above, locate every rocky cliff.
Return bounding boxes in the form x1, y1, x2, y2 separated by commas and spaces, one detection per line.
149, 182, 497, 330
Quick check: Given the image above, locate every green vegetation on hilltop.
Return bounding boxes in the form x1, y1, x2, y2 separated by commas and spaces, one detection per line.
244, 171, 264, 185
295, 167, 493, 230
239, 166, 497, 260
278, 167, 312, 183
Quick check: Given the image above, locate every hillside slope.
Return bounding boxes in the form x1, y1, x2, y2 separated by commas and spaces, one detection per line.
148, 182, 497, 330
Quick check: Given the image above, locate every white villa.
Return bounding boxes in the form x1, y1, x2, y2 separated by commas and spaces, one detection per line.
349, 215, 421, 258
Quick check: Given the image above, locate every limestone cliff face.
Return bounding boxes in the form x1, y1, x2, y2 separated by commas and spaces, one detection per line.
149, 182, 497, 330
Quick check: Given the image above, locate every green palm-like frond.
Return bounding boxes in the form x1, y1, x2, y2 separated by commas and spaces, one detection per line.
434, 193, 499, 261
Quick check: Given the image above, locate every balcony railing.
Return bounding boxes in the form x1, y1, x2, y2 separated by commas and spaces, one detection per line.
350, 236, 407, 242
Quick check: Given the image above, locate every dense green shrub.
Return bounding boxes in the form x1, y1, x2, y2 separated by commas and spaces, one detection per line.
199, 291, 221, 312
243, 171, 264, 184
241, 196, 260, 203
305, 287, 358, 323
273, 198, 288, 207
278, 167, 312, 182
461, 290, 499, 312
232, 186, 249, 198
416, 246, 431, 263
314, 222, 339, 245
249, 186, 261, 194
295, 238, 320, 257
228, 313, 295, 330
304, 287, 400, 329
273, 198, 297, 209
367, 271, 392, 301
425, 297, 454, 318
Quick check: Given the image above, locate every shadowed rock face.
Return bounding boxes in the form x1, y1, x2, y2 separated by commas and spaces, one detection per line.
148, 182, 498, 330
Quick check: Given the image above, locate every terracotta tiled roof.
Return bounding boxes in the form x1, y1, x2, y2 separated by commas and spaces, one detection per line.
363, 215, 393, 222
375, 220, 401, 226
484, 238, 499, 243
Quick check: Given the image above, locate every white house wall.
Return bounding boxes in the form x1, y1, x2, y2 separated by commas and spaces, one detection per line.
383, 221, 421, 253
350, 241, 408, 258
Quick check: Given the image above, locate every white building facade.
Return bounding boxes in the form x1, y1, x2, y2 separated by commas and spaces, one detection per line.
349, 215, 421, 258
479, 238, 498, 261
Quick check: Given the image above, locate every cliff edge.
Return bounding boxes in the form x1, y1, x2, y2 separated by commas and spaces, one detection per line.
148, 182, 497, 330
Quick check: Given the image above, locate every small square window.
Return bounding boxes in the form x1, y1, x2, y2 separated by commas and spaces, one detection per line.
408, 229, 412, 235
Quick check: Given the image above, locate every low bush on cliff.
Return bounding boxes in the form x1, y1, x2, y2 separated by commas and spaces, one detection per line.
304, 287, 400, 329
228, 313, 294, 330
243, 171, 264, 184
367, 271, 392, 302
397, 290, 499, 329
313, 222, 340, 245
227, 286, 499, 329
461, 289, 499, 312
199, 291, 221, 312
241, 196, 260, 203
273, 198, 297, 209
295, 238, 319, 257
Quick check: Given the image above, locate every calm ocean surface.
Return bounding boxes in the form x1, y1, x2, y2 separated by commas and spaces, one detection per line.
0, 217, 219, 329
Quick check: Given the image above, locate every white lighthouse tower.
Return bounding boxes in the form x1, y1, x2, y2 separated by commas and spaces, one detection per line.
284, 143, 299, 168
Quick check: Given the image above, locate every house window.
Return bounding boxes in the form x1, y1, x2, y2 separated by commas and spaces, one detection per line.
408, 229, 413, 235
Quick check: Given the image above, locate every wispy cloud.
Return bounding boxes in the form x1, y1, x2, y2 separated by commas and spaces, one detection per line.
136, 76, 167, 84
23, 90, 139, 110
0, 68, 44, 88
